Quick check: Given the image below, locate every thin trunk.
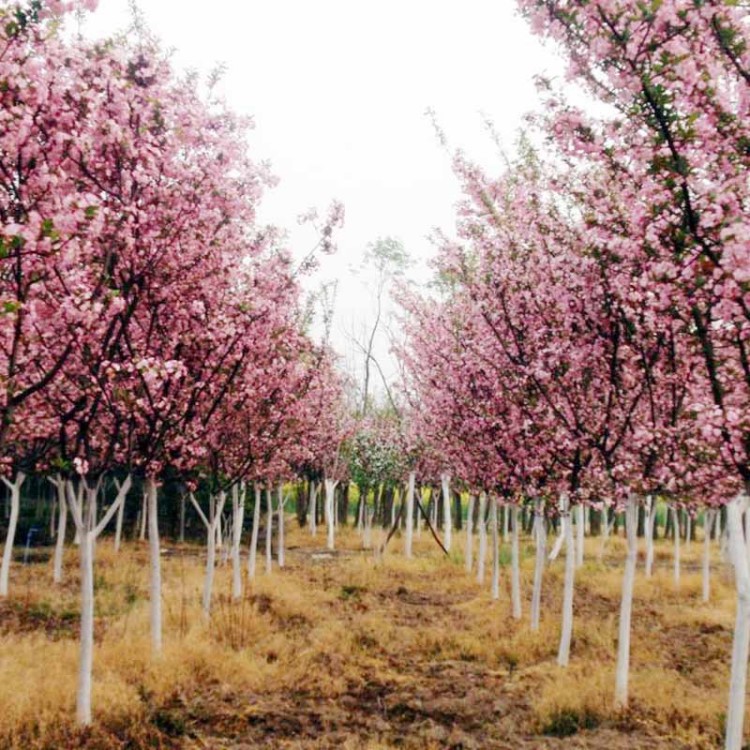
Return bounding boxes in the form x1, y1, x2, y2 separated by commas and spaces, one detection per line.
325, 478, 338, 551
0, 472, 25, 597
511, 505, 522, 619
490, 497, 499, 600
77, 529, 94, 725
139, 491, 147, 542
477, 492, 487, 584
232, 484, 245, 599
309, 480, 317, 536
441, 473, 451, 552
615, 496, 638, 708
265, 487, 273, 574
465, 494, 475, 573
404, 472, 415, 559
703, 509, 715, 603
146, 478, 162, 654
557, 494, 575, 667
247, 485, 261, 580
644, 495, 655, 577
278, 483, 285, 567
576, 503, 584, 568
672, 505, 681, 588
531, 500, 546, 631
725, 495, 750, 750
52, 478, 67, 584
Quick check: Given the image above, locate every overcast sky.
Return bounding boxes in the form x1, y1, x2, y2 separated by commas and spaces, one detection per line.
84, 0, 562, 394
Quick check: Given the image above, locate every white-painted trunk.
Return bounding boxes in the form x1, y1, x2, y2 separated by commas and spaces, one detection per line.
503, 503, 510, 543
51, 477, 67, 584
511, 505, 521, 619
114, 489, 125, 553
0, 472, 25, 597
465, 494, 475, 573
247, 485, 261, 580
309, 480, 317, 536
265, 487, 273, 574
324, 478, 337, 551
441, 473, 452, 552
404, 472, 415, 559
531, 500, 546, 631
725, 495, 750, 750
702, 508, 715, 603
231, 484, 245, 600
672, 505, 681, 588
490, 498, 499, 600
139, 491, 147, 542
277, 483, 285, 568
686, 512, 692, 551
557, 494, 575, 667
77, 529, 94, 724
615, 496, 638, 708
576, 503, 584, 568
477, 492, 487, 584
599, 505, 610, 561
644, 495, 655, 577
146, 478, 162, 654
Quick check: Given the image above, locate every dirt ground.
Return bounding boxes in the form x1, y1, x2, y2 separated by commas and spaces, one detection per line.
0, 523, 738, 749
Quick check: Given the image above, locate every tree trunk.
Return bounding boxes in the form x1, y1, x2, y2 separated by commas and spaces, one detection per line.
325, 478, 337, 551
277, 483, 286, 567
615, 496, 638, 708
231, 484, 245, 599
644, 495, 656, 577
576, 503, 584, 568
441, 473, 452, 553
672, 505, 681, 588
531, 500, 546, 631
703, 508, 715, 603
309, 480, 317, 536
725, 495, 750, 750
52, 476, 67, 584
265, 487, 273, 573
557, 494, 575, 667
453, 490, 462, 532
146, 478, 162, 654
0, 472, 25, 597
465, 494, 474, 573
511, 505, 522, 619
477, 492, 487, 584
404, 472, 415, 558
247, 485, 261, 580
490, 497, 499, 600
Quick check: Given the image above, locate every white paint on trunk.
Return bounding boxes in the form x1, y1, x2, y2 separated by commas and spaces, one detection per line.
231, 484, 245, 600
265, 487, 273, 574
511, 505, 521, 619
247, 485, 261, 580
277, 483, 286, 568
50, 475, 67, 584
615, 495, 638, 708
490, 497, 499, 600
404, 472, 415, 559
644, 495, 655, 578
703, 509, 715, 603
146, 478, 162, 654
477, 492, 487, 584
724, 495, 750, 750
465, 494, 474, 574
672, 505, 681, 588
324, 478, 338, 551
557, 494, 575, 667
575, 503, 584, 568
66, 474, 131, 725
309, 480, 317, 536
531, 500, 546, 631
0, 472, 25, 597
139, 490, 147, 542
441, 473, 452, 552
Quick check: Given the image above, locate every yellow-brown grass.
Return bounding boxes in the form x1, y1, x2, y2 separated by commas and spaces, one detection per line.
0, 521, 739, 748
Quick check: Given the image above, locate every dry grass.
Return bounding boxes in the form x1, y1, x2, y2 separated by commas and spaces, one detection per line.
0, 520, 740, 748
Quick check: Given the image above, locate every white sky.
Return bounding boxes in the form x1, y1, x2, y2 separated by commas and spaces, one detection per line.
84, 0, 563, 396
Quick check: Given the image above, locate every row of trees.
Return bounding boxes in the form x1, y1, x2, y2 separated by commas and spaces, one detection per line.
0, 1, 350, 725
399, 1, 750, 748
